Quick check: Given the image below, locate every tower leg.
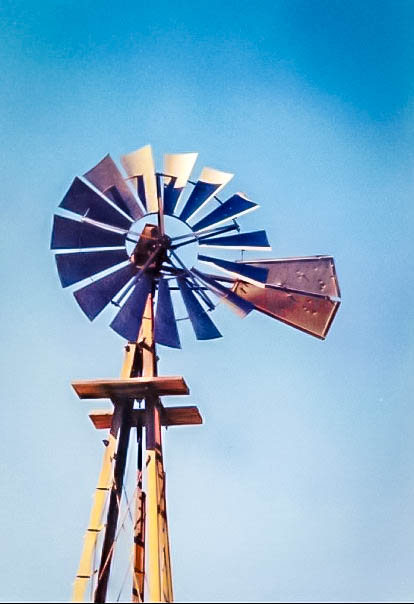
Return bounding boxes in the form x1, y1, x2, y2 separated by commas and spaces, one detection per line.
71, 426, 118, 603
132, 424, 146, 602
138, 292, 173, 602
94, 400, 133, 603
146, 398, 162, 602
145, 397, 173, 602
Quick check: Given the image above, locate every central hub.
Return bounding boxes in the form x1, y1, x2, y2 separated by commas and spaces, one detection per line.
126, 214, 198, 272
131, 223, 170, 274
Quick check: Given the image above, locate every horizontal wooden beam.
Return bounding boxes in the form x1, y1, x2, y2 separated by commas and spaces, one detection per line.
89, 406, 203, 430
72, 376, 189, 400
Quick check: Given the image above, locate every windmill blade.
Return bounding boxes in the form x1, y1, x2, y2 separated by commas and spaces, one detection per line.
155, 277, 181, 349
191, 268, 254, 318
110, 273, 152, 341
177, 276, 222, 340
59, 177, 132, 230
50, 215, 126, 250
179, 167, 233, 223
240, 256, 340, 298
163, 153, 198, 216
233, 280, 340, 339
121, 145, 158, 213
191, 193, 258, 233
83, 154, 143, 220
55, 249, 129, 288
199, 230, 271, 250
198, 254, 268, 287
73, 263, 138, 320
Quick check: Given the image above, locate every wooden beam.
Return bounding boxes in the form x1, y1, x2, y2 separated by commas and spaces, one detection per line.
72, 375, 189, 400
89, 406, 203, 430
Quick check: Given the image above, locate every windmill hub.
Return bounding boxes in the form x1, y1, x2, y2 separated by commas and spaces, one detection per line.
131, 223, 170, 273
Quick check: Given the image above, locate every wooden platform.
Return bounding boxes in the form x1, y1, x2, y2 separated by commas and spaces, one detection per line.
72, 376, 189, 400
89, 406, 202, 429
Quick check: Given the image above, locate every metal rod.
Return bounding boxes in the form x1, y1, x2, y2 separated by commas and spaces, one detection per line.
170, 250, 215, 310
156, 173, 165, 237
169, 223, 238, 243
170, 224, 237, 250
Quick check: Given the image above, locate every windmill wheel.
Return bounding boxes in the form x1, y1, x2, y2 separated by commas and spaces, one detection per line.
51, 145, 340, 347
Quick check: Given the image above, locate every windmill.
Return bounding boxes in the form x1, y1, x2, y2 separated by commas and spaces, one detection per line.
51, 145, 341, 603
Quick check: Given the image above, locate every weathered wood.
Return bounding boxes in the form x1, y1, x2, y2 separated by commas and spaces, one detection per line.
89, 406, 203, 430
72, 376, 189, 400
94, 401, 133, 603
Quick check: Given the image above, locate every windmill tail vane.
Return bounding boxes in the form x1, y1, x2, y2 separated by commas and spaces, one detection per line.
50, 144, 340, 602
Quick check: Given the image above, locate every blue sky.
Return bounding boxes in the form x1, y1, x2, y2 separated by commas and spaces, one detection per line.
0, 1, 413, 601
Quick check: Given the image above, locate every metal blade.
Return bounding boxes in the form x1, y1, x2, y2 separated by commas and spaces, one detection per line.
110, 273, 152, 341
83, 154, 143, 220
239, 256, 340, 298
163, 152, 198, 216
198, 254, 268, 287
199, 230, 271, 250
121, 145, 158, 213
55, 249, 129, 288
155, 277, 181, 348
73, 263, 137, 320
191, 193, 258, 232
104, 186, 135, 219
50, 215, 126, 250
233, 280, 340, 339
59, 177, 132, 230
177, 276, 222, 340
179, 167, 233, 223
191, 268, 254, 318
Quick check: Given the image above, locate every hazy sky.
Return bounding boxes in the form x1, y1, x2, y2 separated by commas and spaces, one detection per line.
1, 1, 413, 602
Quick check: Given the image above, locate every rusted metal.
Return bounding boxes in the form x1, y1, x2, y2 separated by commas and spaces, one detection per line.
234, 280, 340, 339
131, 224, 170, 273
239, 256, 340, 298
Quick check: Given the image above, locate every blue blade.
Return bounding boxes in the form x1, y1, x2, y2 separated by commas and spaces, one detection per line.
50, 215, 126, 250
198, 254, 268, 286
199, 230, 270, 250
191, 268, 254, 317
177, 276, 222, 340
191, 194, 258, 232
179, 182, 220, 223
73, 263, 137, 320
155, 278, 181, 349
163, 152, 198, 216
121, 145, 158, 213
55, 249, 129, 287
84, 154, 143, 220
59, 177, 132, 230
110, 273, 152, 341
163, 180, 184, 216
104, 186, 134, 219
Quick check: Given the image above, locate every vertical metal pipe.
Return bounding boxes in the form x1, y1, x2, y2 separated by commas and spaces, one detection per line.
156, 173, 165, 236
